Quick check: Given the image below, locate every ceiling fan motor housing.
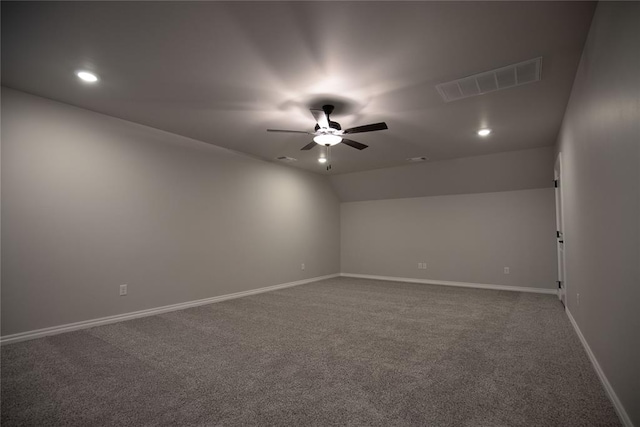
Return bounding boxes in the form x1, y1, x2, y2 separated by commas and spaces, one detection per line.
315, 121, 342, 131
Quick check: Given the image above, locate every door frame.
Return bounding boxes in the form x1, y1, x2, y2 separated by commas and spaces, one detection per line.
554, 152, 567, 308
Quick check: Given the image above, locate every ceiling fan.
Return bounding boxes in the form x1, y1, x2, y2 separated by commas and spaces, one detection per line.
267, 104, 388, 151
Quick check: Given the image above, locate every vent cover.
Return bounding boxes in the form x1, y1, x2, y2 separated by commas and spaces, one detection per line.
436, 57, 542, 102
276, 156, 297, 162
406, 156, 428, 162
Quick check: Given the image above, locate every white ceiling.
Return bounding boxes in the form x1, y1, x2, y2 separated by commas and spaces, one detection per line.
1, 1, 595, 175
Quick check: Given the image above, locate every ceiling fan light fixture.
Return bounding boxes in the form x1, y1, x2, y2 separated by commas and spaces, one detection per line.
313, 134, 342, 146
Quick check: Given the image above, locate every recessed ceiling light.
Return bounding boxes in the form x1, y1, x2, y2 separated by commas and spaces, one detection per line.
76, 71, 99, 83
318, 157, 327, 164
478, 128, 492, 137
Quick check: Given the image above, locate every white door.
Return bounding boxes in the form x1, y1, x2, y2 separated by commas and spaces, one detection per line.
554, 154, 566, 307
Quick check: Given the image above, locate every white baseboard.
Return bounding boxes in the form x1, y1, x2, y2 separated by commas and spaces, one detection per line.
0, 273, 340, 346
566, 309, 633, 427
340, 273, 557, 295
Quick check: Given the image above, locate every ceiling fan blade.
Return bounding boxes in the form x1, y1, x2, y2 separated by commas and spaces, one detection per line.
301, 141, 317, 151
341, 138, 368, 150
267, 129, 313, 134
343, 122, 388, 134
310, 109, 329, 129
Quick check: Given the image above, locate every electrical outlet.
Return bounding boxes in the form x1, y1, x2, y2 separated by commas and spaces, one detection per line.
301, 263, 305, 271
119, 284, 128, 296
504, 267, 510, 274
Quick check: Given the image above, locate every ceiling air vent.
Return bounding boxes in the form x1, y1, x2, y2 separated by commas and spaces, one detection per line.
407, 156, 428, 162
276, 156, 297, 162
436, 57, 542, 102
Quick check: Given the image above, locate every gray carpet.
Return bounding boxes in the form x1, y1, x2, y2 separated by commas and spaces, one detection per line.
1, 277, 621, 426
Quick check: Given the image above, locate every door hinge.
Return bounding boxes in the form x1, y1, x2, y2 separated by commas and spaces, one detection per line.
554, 179, 558, 188
557, 280, 562, 289
557, 230, 561, 238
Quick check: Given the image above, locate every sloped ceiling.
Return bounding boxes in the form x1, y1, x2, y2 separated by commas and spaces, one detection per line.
1, 1, 595, 174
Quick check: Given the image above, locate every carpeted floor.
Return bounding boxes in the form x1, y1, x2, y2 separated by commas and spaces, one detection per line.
1, 277, 621, 426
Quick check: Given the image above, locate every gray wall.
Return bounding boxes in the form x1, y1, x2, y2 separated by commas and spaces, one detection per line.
330, 146, 555, 202
555, 2, 640, 425
334, 137, 558, 291
1, 88, 340, 336
341, 188, 557, 289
